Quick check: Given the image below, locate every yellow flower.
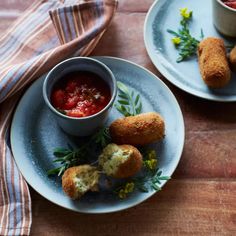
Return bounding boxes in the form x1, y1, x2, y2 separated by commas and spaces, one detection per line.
149, 159, 157, 170
144, 149, 158, 170
148, 150, 156, 160
117, 182, 135, 199
171, 37, 181, 46
180, 8, 192, 19
144, 159, 157, 170
118, 189, 127, 199
125, 182, 134, 193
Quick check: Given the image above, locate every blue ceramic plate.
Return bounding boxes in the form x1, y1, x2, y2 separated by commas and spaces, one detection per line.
144, 0, 236, 102
10, 57, 184, 213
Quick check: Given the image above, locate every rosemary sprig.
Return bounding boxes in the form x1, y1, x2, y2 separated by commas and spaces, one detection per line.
134, 168, 170, 193
47, 127, 111, 176
91, 127, 111, 148
167, 8, 204, 62
47, 147, 86, 176
134, 150, 170, 193
115, 150, 170, 199
114, 168, 170, 199
115, 81, 142, 117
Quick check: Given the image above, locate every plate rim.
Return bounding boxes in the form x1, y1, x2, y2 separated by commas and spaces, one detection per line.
144, 0, 236, 102
10, 56, 185, 213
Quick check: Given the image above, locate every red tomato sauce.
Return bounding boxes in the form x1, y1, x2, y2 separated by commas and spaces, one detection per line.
222, 0, 236, 9
51, 71, 111, 118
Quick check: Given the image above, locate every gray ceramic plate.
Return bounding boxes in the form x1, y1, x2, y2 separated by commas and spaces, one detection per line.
144, 0, 236, 101
10, 57, 184, 213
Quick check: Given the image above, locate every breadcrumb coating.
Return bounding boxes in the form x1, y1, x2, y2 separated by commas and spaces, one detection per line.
198, 37, 231, 88
99, 143, 142, 178
62, 165, 100, 199
109, 112, 165, 146
229, 45, 236, 72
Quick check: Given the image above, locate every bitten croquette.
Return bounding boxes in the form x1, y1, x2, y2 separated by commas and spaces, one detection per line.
109, 112, 165, 146
98, 143, 142, 178
198, 37, 231, 88
62, 165, 100, 199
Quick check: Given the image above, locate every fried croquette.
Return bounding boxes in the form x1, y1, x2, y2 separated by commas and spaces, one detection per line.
229, 45, 236, 72
62, 165, 100, 199
109, 112, 165, 146
198, 37, 231, 88
98, 143, 142, 178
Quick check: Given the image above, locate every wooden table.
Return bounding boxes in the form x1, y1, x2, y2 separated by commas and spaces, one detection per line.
1, 0, 236, 235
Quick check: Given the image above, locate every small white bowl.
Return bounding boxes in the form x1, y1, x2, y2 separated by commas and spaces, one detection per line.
43, 57, 117, 136
212, 0, 236, 37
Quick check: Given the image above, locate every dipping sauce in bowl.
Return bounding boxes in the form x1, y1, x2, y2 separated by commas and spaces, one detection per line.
43, 57, 117, 136
221, 0, 236, 9
51, 71, 111, 118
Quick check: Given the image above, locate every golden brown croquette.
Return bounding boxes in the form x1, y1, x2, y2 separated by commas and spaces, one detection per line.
62, 165, 100, 200
109, 112, 165, 146
98, 143, 142, 178
229, 45, 236, 72
198, 37, 231, 88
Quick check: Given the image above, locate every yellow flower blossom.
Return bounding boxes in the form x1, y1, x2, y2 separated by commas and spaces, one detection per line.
143, 149, 158, 170
180, 8, 192, 19
147, 150, 157, 160
171, 37, 181, 46
118, 189, 127, 199
117, 182, 135, 199
125, 182, 134, 193
144, 159, 157, 170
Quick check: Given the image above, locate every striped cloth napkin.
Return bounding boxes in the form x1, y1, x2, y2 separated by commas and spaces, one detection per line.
0, 0, 117, 235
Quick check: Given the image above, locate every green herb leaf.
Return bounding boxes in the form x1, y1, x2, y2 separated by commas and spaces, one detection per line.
135, 94, 140, 106
167, 29, 180, 37
117, 81, 129, 94
53, 148, 71, 157
137, 184, 149, 193
92, 127, 111, 148
115, 82, 142, 117
158, 176, 171, 181
47, 127, 111, 176
114, 149, 170, 199
47, 167, 62, 176
118, 93, 129, 100
47, 149, 81, 176
151, 183, 161, 191
135, 102, 142, 115
167, 9, 203, 62
200, 28, 204, 40
131, 90, 134, 98
118, 100, 129, 105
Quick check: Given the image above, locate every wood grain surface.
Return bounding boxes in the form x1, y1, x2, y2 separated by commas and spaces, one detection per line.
30, 180, 236, 236
1, 0, 236, 235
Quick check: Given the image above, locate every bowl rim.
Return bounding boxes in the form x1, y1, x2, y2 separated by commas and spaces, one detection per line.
43, 57, 117, 120
216, 0, 236, 12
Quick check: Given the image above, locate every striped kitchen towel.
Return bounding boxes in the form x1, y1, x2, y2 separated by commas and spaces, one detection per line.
0, 0, 118, 235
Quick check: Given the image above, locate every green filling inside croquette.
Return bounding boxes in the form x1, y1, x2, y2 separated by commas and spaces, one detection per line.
73, 170, 99, 193
99, 144, 132, 176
